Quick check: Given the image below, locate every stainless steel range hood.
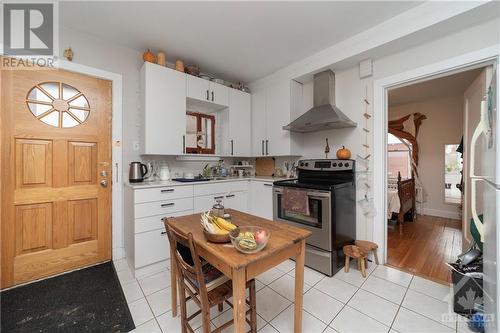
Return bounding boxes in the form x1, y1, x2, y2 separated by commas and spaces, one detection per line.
283, 70, 357, 133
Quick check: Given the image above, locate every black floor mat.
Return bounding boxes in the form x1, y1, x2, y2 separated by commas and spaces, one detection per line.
1, 262, 135, 333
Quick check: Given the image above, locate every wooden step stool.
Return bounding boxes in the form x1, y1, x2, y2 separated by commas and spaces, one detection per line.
343, 245, 368, 278
355, 240, 379, 265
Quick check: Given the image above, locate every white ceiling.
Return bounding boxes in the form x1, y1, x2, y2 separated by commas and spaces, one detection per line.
388, 67, 483, 107
60, 1, 422, 83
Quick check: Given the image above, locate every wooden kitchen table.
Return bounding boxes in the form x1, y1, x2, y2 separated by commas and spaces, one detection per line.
165, 210, 311, 333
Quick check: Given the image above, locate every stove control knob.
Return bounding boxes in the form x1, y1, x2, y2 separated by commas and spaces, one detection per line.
300, 162, 304, 167
332, 163, 337, 167
345, 162, 349, 167
305, 163, 309, 167
338, 162, 343, 167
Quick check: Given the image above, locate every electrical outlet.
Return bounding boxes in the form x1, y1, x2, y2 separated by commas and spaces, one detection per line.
132, 141, 140, 151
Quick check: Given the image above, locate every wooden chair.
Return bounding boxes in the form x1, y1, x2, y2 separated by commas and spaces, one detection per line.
343, 245, 368, 278
165, 225, 257, 333
355, 240, 379, 265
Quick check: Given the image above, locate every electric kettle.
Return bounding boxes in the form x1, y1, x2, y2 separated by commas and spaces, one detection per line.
129, 162, 148, 183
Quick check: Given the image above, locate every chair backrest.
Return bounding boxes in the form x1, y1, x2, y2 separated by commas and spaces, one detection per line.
164, 222, 209, 307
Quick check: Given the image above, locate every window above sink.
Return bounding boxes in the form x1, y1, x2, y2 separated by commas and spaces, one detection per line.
186, 111, 215, 155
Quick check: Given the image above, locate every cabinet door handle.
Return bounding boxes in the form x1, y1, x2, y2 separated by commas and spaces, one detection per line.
114, 163, 119, 183
264, 183, 273, 187
265, 140, 269, 155
214, 195, 224, 200
182, 135, 186, 154
226, 194, 235, 198
261, 140, 264, 155
211, 91, 214, 101
161, 231, 167, 235
206, 89, 209, 100
161, 203, 175, 207
161, 188, 175, 193
231, 140, 234, 156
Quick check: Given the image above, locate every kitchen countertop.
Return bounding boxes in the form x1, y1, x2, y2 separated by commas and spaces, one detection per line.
125, 176, 293, 189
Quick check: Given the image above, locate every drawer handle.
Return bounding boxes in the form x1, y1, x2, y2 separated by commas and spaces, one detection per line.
161, 189, 175, 193
226, 194, 235, 198
214, 196, 224, 200
263, 183, 273, 187
161, 203, 175, 207
161, 231, 167, 235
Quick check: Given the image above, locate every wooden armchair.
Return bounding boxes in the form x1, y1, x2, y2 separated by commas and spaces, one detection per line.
165, 225, 257, 333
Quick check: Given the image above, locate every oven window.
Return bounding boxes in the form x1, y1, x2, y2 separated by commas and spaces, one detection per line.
277, 194, 323, 228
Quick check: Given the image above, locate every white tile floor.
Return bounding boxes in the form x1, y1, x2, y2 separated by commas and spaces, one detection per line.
114, 258, 473, 333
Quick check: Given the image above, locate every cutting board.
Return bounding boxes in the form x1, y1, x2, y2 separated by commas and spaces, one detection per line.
255, 157, 275, 176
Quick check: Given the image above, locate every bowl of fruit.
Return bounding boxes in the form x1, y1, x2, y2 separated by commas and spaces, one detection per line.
200, 211, 237, 243
229, 226, 270, 254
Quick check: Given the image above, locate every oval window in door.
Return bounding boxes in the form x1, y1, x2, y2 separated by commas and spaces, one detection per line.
26, 82, 90, 128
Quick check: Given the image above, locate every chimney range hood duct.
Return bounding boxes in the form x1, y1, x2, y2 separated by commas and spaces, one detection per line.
283, 70, 357, 133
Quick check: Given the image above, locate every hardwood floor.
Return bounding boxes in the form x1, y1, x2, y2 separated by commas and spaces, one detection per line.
387, 215, 463, 284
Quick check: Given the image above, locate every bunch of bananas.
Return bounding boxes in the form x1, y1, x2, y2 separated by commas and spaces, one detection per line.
201, 211, 237, 235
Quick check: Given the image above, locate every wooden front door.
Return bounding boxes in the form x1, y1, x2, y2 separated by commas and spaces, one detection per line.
1, 67, 112, 288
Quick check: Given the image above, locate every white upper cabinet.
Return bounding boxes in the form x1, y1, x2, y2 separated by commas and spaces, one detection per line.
186, 75, 210, 102
251, 89, 267, 156
228, 89, 251, 156
186, 75, 229, 107
211, 81, 229, 106
141, 62, 186, 155
251, 80, 302, 156
266, 81, 292, 156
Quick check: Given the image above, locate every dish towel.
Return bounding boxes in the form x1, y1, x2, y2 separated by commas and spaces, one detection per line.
282, 188, 310, 215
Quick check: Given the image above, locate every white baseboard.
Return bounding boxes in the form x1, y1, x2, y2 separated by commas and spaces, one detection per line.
112, 247, 125, 260
422, 208, 461, 220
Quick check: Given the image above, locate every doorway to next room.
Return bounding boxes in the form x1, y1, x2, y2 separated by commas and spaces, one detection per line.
385, 67, 489, 283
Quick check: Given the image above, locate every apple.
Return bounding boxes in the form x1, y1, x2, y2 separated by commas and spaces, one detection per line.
254, 229, 267, 245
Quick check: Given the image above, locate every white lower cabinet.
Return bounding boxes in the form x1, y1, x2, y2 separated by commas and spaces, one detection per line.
194, 193, 226, 213
124, 185, 194, 275
135, 228, 170, 268
194, 181, 249, 213
250, 180, 274, 220
125, 180, 261, 275
225, 191, 248, 212
135, 197, 193, 218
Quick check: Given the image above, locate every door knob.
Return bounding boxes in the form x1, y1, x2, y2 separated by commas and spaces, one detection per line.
100, 179, 108, 187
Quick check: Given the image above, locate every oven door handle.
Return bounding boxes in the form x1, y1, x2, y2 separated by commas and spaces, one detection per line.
308, 194, 331, 199
274, 188, 330, 199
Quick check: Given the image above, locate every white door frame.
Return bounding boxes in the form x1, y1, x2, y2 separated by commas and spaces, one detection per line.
55, 59, 124, 260
372, 45, 500, 263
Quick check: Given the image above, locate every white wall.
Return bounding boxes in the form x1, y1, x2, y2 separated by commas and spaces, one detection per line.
389, 95, 464, 219
59, 26, 143, 171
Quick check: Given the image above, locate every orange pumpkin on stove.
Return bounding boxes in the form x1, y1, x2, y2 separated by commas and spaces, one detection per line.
336, 146, 351, 159
143, 49, 157, 63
